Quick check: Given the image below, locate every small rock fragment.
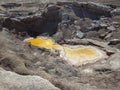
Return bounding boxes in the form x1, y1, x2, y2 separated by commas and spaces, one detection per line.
111, 8, 120, 16
112, 22, 120, 28
107, 26, 116, 31
74, 25, 81, 30
104, 32, 113, 39
76, 30, 84, 39
100, 23, 108, 28
61, 12, 69, 21
108, 39, 120, 45
87, 2, 112, 13
91, 20, 100, 28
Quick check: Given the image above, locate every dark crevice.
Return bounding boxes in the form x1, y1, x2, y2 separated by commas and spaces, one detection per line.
72, 6, 111, 20
95, 68, 112, 74
2, 5, 61, 37
1, 3, 21, 9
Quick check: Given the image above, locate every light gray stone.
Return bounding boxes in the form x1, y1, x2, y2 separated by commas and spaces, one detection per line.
87, 2, 112, 13
112, 22, 120, 28
91, 20, 100, 28
0, 68, 60, 90
100, 23, 108, 27
108, 52, 120, 70
76, 30, 84, 39
111, 8, 120, 15
75, 25, 81, 30
107, 26, 116, 31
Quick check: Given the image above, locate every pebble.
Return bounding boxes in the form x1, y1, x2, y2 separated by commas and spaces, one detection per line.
104, 32, 112, 39
91, 20, 100, 28
75, 25, 81, 30
82, 68, 94, 75
76, 30, 84, 39
112, 22, 120, 28
100, 23, 108, 28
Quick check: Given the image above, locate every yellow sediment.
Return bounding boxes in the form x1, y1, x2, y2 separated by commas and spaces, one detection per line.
63, 46, 100, 61
26, 37, 61, 49
25, 37, 105, 65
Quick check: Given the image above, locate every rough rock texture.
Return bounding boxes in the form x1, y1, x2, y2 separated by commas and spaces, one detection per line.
0, 28, 120, 90
0, 68, 60, 90
0, 1, 120, 90
108, 52, 120, 70
111, 8, 120, 15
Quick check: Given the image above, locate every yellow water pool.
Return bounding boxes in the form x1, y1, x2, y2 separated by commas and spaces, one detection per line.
25, 37, 106, 66
25, 37, 61, 49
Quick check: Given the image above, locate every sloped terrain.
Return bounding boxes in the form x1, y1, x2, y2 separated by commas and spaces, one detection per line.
0, 1, 120, 90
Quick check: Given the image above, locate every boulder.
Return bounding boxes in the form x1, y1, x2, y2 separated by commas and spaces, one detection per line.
0, 68, 60, 90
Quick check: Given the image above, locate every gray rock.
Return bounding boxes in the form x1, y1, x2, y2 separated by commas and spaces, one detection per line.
108, 39, 120, 45
81, 27, 92, 32
91, 18, 109, 29
112, 21, 119, 25
76, 30, 84, 39
111, 8, 120, 15
107, 26, 116, 31
112, 22, 120, 28
100, 23, 108, 28
47, 4, 59, 11
1, 3, 21, 9
87, 2, 112, 14
0, 68, 60, 90
91, 20, 100, 28
61, 12, 69, 21
92, 20, 110, 29
104, 32, 113, 39
108, 52, 120, 70
73, 1, 112, 14
100, 17, 108, 20
0, 13, 7, 17
74, 25, 81, 30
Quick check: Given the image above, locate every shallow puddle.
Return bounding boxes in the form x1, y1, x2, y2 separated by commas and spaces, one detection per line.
25, 37, 107, 66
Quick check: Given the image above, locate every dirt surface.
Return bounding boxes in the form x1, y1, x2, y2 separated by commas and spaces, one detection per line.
0, 1, 120, 90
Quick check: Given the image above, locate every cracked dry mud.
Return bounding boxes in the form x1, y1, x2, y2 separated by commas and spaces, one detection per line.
0, 0, 120, 90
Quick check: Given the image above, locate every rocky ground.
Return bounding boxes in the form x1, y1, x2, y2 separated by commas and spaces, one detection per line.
0, 0, 120, 90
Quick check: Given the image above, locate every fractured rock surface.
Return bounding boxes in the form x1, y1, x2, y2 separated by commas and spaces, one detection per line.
0, 68, 60, 90
0, 1, 120, 90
